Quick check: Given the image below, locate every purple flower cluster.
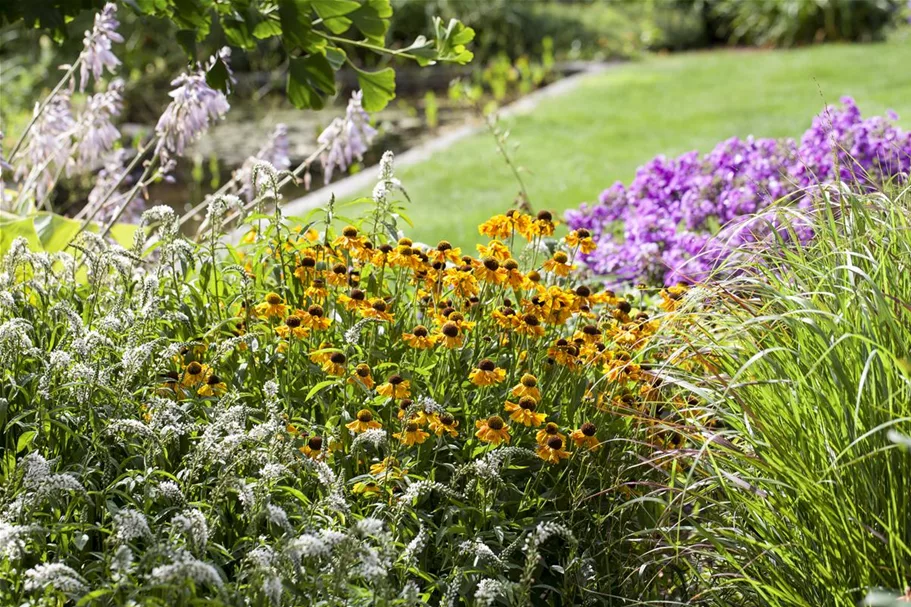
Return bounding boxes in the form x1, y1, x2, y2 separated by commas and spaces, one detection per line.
565, 98, 911, 285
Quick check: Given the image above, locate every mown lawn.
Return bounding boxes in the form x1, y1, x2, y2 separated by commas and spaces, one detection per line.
372, 38, 911, 249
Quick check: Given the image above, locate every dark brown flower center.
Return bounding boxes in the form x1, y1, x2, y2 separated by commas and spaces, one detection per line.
575, 285, 591, 297
285, 316, 302, 328
487, 416, 505, 431
388, 375, 404, 385
482, 257, 499, 271
342, 226, 358, 237
581, 422, 596, 437
308, 305, 324, 317
329, 352, 346, 364
441, 322, 459, 338
547, 436, 563, 450
441, 413, 455, 425
301, 257, 316, 268
519, 396, 537, 411
545, 422, 559, 435
583, 324, 599, 336
413, 325, 429, 337
187, 362, 202, 375
523, 314, 540, 327
521, 374, 537, 388
266, 293, 282, 305
357, 410, 373, 422
504, 259, 519, 271
536, 210, 553, 222
437, 240, 452, 251
350, 289, 365, 301
207, 374, 222, 385
405, 422, 419, 433
478, 359, 496, 372
308, 436, 323, 451
356, 365, 370, 377
553, 252, 568, 264
371, 300, 387, 312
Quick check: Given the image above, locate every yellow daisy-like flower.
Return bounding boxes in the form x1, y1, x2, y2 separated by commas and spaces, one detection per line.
275, 314, 310, 339
504, 396, 547, 427
542, 251, 574, 277
492, 305, 521, 330
428, 412, 459, 437
326, 263, 350, 287
300, 435, 326, 460
659, 282, 689, 312
474, 257, 506, 285
443, 267, 480, 299
332, 225, 367, 251
394, 422, 430, 446
437, 322, 464, 349
511, 373, 542, 401
338, 288, 368, 312
427, 240, 462, 265
537, 435, 571, 464
361, 298, 394, 322
369, 456, 406, 478
475, 415, 511, 445
519, 210, 557, 239
346, 409, 382, 433
301, 305, 332, 331
182, 361, 210, 387
536, 422, 567, 446
241, 229, 257, 245
377, 375, 411, 400
352, 480, 383, 497
304, 278, 329, 301
403, 325, 438, 349
348, 364, 375, 389
502, 259, 529, 290
197, 373, 226, 397
516, 313, 546, 338
255, 292, 288, 318
294, 256, 317, 282
469, 359, 507, 386
570, 422, 601, 451
476, 239, 513, 263
565, 228, 597, 253
322, 352, 347, 377
309, 342, 334, 365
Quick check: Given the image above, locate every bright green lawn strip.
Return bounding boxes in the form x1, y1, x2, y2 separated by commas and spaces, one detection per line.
361, 39, 911, 249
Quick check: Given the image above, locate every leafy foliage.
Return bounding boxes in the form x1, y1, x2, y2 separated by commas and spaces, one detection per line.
0, 0, 475, 112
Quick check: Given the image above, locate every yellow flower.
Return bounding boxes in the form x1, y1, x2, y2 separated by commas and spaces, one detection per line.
346, 409, 382, 433
377, 375, 411, 400
332, 225, 367, 251
520, 210, 557, 239
474, 257, 506, 285
570, 422, 601, 451
437, 322, 464, 349
478, 211, 530, 240
565, 228, 597, 253
502, 258, 529, 289
300, 435, 326, 460
361, 298, 394, 322
309, 341, 335, 365
255, 292, 288, 318
275, 314, 310, 339
322, 352, 347, 376
476, 240, 513, 263
536, 422, 567, 446
241, 229, 257, 245
443, 267, 480, 298
370, 456, 406, 479
516, 313, 546, 338
547, 339, 579, 369
537, 436, 571, 464
182, 361, 210, 387
301, 305, 332, 331
197, 373, 227, 397
492, 305, 521, 330
294, 256, 317, 282
504, 396, 546, 427
304, 278, 329, 301
475, 415, 511, 445
469, 359, 507, 386
511, 373, 542, 401
348, 363, 375, 389
326, 263, 351, 287
338, 288, 369, 312
352, 480, 383, 497
394, 422, 430, 446
403, 325, 438, 349
428, 412, 459, 437
659, 283, 689, 312
427, 240, 462, 265
542, 251, 574, 277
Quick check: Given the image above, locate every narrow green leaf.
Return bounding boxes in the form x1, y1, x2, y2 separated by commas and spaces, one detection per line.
287, 54, 336, 110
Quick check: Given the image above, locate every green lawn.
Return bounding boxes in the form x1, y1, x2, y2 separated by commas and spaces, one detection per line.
374, 39, 911, 249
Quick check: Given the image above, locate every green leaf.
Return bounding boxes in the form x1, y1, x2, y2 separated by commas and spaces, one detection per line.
306, 380, 337, 400
17, 430, 36, 454
356, 67, 395, 111
253, 18, 282, 39
349, 0, 392, 45
206, 54, 232, 93
287, 54, 336, 110
33, 213, 81, 252
223, 17, 257, 49
312, 0, 359, 34
175, 29, 197, 56
278, 0, 312, 47
77, 589, 113, 606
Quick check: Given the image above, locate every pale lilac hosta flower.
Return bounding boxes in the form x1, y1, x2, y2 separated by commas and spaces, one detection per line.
237, 123, 292, 201
74, 78, 123, 172
78, 2, 123, 91
318, 90, 378, 183
155, 48, 232, 173
17, 93, 75, 199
